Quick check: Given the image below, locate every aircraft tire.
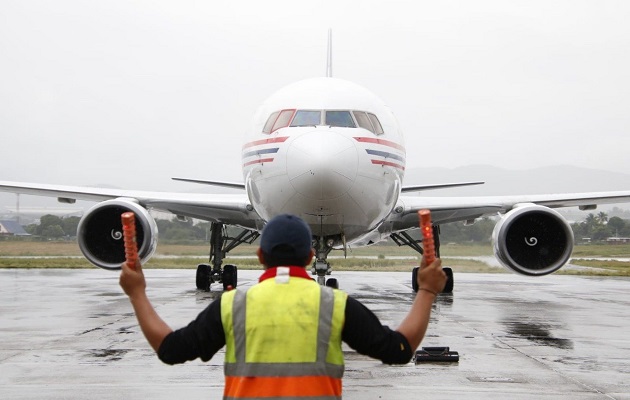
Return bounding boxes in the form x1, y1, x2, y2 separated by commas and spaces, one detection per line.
442, 267, 454, 293
411, 267, 419, 292
325, 278, 339, 289
413, 266, 453, 293
222, 264, 238, 291
196, 264, 211, 291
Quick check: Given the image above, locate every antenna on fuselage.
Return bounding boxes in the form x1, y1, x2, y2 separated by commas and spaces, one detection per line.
326, 29, 333, 77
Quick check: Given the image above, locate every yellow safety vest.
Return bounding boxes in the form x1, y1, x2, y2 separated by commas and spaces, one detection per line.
221, 266, 347, 399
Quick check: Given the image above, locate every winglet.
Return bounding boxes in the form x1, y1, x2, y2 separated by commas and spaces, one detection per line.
326, 29, 333, 78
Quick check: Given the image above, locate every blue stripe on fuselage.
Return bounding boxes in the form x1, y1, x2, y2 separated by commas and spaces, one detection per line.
365, 149, 405, 162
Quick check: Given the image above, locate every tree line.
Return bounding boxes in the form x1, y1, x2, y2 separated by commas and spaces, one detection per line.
570, 212, 630, 241
12, 211, 630, 244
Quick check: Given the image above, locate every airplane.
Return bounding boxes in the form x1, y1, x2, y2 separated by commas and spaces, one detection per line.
3, 38, 630, 292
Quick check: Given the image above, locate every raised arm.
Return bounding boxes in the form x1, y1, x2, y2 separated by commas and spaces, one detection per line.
119, 261, 173, 352
396, 257, 447, 351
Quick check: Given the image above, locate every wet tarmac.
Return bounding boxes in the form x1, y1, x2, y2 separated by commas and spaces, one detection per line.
0, 269, 629, 399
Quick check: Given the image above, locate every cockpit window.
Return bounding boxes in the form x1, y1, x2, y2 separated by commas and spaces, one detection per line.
262, 111, 280, 133
325, 111, 356, 128
262, 109, 383, 134
353, 111, 373, 131
367, 113, 384, 134
352, 111, 384, 135
271, 109, 295, 132
290, 110, 321, 127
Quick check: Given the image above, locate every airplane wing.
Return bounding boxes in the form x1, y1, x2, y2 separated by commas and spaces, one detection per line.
400, 181, 484, 193
388, 191, 630, 231
0, 180, 260, 229
171, 177, 246, 190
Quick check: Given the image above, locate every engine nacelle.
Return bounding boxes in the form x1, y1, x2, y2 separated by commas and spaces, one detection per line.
492, 204, 574, 276
77, 198, 158, 270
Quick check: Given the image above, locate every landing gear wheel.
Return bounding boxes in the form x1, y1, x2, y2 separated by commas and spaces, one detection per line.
196, 264, 211, 291
443, 267, 453, 293
412, 266, 454, 293
411, 267, 419, 292
317, 275, 326, 285
222, 264, 238, 291
325, 278, 339, 289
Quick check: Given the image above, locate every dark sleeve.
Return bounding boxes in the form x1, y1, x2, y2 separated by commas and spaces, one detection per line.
341, 296, 413, 365
157, 297, 225, 365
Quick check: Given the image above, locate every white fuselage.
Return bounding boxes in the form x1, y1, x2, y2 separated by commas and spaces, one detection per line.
242, 77, 406, 245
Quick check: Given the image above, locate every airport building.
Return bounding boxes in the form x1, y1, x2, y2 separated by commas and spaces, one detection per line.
0, 220, 29, 236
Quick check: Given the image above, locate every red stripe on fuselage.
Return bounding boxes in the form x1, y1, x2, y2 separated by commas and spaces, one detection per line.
371, 160, 405, 170
243, 158, 275, 167
243, 136, 289, 150
353, 137, 405, 151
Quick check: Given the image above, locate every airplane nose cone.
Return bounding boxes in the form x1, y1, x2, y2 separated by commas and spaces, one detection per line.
286, 130, 358, 200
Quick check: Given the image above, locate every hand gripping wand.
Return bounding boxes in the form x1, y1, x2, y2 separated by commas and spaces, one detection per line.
418, 209, 435, 265
121, 212, 139, 270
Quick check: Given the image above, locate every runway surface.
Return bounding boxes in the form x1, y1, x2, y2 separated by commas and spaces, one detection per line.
0, 269, 629, 399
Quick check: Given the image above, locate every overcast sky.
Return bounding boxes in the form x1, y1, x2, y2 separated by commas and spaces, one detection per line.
2, 0, 630, 205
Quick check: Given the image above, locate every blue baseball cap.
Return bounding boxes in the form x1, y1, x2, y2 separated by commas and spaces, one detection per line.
260, 214, 312, 259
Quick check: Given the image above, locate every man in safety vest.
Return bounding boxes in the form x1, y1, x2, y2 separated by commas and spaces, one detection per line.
120, 213, 447, 399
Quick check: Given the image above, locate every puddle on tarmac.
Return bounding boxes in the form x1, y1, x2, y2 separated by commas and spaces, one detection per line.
87, 348, 129, 361
501, 321, 573, 349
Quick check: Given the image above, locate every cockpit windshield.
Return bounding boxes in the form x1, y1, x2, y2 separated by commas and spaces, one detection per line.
263, 109, 383, 134
290, 110, 321, 127
325, 111, 356, 128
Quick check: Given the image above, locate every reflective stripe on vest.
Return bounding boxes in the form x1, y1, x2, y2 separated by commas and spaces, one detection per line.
221, 271, 347, 399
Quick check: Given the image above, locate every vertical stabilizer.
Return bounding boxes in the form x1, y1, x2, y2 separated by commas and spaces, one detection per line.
326, 29, 333, 77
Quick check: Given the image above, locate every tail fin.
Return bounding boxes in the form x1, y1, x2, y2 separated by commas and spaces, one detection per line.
326, 29, 333, 77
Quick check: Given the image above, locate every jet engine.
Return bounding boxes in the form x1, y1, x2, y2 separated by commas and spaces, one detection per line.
492, 204, 574, 276
77, 199, 158, 270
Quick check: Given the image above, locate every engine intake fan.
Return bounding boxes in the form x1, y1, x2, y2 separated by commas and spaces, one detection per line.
77, 199, 158, 270
492, 204, 574, 276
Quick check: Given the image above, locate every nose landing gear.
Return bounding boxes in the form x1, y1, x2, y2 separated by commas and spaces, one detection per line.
313, 260, 331, 285
312, 236, 338, 288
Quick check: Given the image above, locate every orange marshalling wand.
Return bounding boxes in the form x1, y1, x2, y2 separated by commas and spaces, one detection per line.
121, 212, 139, 270
418, 209, 435, 265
